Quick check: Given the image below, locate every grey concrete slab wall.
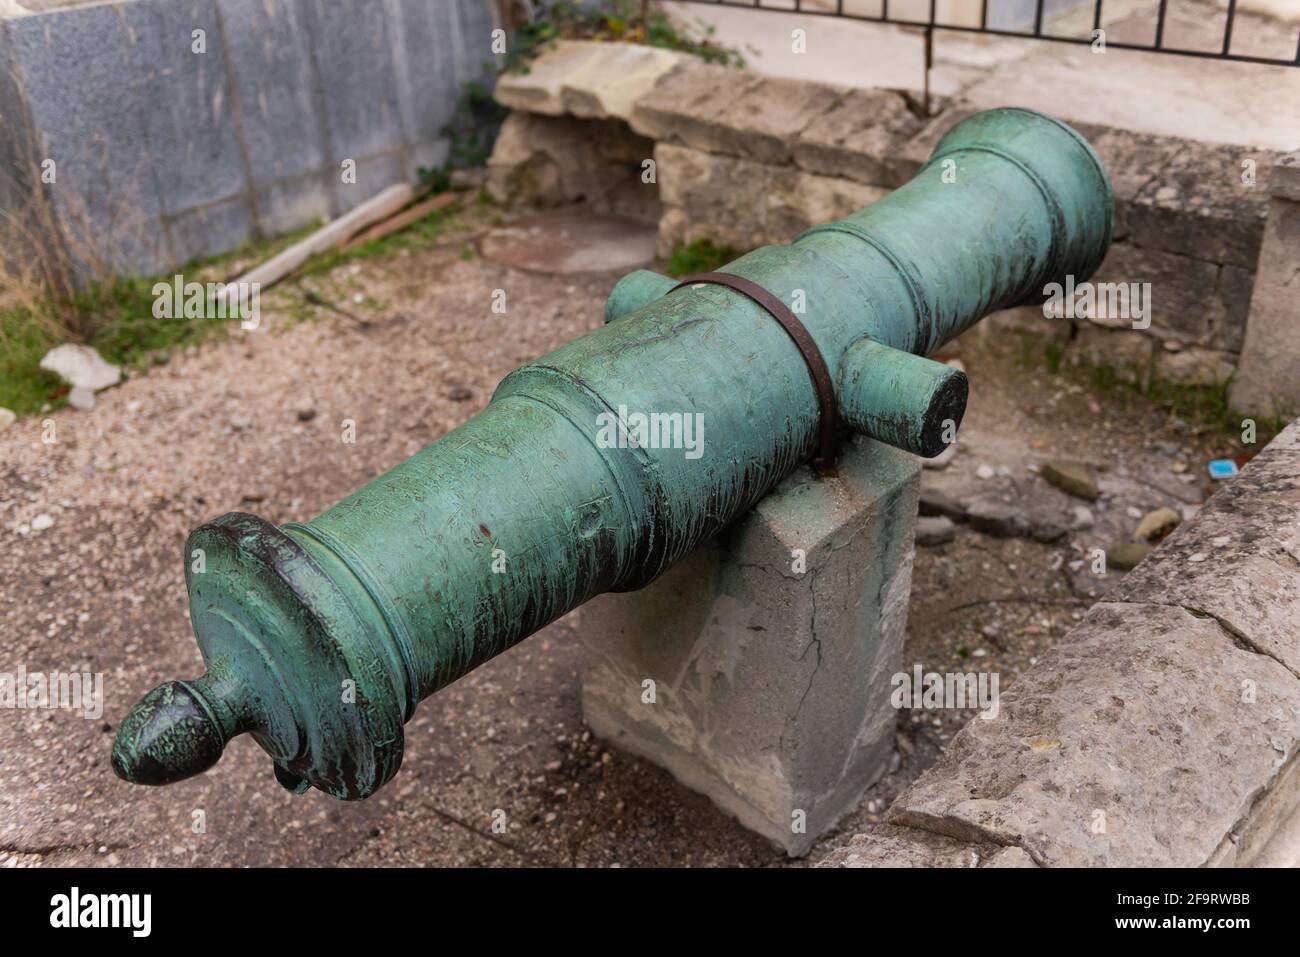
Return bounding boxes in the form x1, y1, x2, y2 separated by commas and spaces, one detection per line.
0, 0, 497, 277
213, 0, 332, 237
0, 20, 36, 271
3, 3, 174, 273
123, 0, 254, 263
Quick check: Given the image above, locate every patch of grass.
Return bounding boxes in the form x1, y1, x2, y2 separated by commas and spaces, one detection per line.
1130, 373, 1285, 445
1043, 340, 1064, 374
665, 238, 739, 277
0, 272, 230, 417
0, 308, 63, 416
504, 1, 744, 74
1021, 330, 1288, 448
296, 200, 462, 279
0, 198, 480, 418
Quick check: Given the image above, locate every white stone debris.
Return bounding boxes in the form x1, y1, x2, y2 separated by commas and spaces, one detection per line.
39, 344, 122, 412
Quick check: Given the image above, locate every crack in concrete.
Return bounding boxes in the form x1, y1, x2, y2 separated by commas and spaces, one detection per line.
1165, 601, 1300, 682
782, 564, 824, 758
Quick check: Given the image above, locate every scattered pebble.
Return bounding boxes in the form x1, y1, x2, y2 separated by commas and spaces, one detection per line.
1135, 507, 1180, 542
975, 463, 995, 480
31, 514, 54, 532
916, 516, 956, 547
1041, 460, 1099, 501
1107, 542, 1152, 570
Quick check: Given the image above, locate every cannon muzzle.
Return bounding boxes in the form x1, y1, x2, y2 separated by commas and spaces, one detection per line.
114, 108, 1112, 798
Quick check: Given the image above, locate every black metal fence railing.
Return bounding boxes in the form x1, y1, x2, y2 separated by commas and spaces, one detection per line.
669, 0, 1300, 67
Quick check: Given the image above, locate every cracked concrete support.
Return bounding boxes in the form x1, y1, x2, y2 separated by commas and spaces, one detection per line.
577, 436, 919, 856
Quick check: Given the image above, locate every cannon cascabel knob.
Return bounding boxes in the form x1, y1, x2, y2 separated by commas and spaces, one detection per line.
111, 679, 229, 785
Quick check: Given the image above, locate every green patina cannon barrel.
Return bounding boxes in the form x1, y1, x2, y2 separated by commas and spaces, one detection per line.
113, 108, 1112, 798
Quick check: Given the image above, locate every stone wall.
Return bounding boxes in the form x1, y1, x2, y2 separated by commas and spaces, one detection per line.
0, 0, 495, 276
630, 61, 1277, 390
488, 41, 1283, 391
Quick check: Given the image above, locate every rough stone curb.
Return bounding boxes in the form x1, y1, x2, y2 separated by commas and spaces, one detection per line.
864, 421, 1300, 868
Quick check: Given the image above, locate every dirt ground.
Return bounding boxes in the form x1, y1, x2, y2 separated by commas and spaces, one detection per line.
0, 207, 1234, 867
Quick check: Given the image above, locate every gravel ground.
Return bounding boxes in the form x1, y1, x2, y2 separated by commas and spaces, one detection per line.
0, 208, 1235, 867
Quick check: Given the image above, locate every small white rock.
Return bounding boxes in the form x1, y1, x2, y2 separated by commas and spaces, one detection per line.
0, 407, 15, 432
31, 513, 54, 531
39, 343, 121, 392
1188, 552, 1208, 563
975, 464, 995, 480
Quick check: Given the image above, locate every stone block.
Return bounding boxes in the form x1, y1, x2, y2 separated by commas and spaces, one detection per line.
0, 20, 36, 269
816, 824, 987, 868
302, 0, 405, 172
384, 0, 463, 152
1269, 149, 1300, 203
494, 40, 609, 117
487, 112, 659, 222
1153, 345, 1236, 387
494, 38, 688, 122
1089, 241, 1221, 345
1065, 322, 1154, 386
633, 63, 841, 166
1214, 262, 1253, 354
1114, 423, 1300, 677
655, 142, 884, 250
888, 601, 1300, 867
122, 0, 249, 219
215, 0, 329, 215
792, 88, 925, 188
335, 151, 406, 214
4, 2, 173, 272
1206, 751, 1300, 867
1230, 194, 1300, 417
1128, 140, 1275, 269
254, 174, 332, 237
579, 437, 920, 856
165, 196, 257, 265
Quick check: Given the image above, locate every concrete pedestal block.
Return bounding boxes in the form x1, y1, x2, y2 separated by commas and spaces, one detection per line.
578, 437, 919, 855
